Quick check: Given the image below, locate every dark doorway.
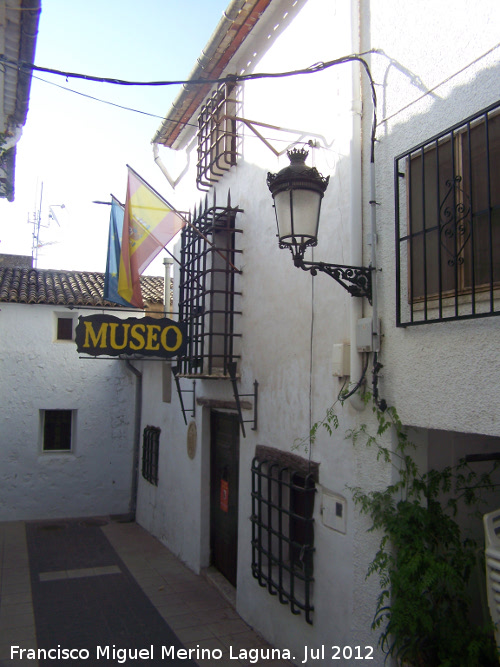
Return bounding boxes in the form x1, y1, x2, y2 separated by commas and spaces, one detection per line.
210, 411, 239, 586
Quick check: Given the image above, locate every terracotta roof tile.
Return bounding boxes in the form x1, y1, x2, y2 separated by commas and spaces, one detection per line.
0, 267, 164, 307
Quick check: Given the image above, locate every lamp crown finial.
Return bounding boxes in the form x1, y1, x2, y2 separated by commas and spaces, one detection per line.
287, 147, 309, 164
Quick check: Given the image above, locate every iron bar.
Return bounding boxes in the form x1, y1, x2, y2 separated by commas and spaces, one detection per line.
395, 100, 500, 326
177, 194, 243, 378
251, 456, 315, 625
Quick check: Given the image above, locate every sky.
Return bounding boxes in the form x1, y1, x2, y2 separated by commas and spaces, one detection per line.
0, 0, 230, 275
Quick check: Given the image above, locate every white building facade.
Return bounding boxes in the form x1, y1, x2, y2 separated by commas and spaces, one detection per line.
0, 260, 164, 522
134, 1, 500, 663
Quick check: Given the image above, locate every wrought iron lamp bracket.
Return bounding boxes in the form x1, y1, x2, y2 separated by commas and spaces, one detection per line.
294, 253, 373, 303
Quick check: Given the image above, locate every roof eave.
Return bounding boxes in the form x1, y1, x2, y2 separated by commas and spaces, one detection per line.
152, 0, 273, 149
0, 0, 41, 201
13, 0, 42, 128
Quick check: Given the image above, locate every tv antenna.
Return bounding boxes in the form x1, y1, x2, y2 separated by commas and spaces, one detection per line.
28, 182, 65, 267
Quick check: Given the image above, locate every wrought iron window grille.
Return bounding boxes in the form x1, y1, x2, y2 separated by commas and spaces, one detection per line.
142, 426, 160, 486
197, 83, 240, 191
251, 448, 318, 624
177, 192, 243, 378
395, 101, 500, 325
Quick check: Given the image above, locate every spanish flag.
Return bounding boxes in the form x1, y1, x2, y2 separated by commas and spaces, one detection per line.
118, 167, 185, 308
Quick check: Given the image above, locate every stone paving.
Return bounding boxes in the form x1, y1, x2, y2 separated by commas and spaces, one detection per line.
0, 518, 294, 667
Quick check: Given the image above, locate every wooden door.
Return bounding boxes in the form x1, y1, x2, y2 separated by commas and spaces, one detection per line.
210, 411, 239, 586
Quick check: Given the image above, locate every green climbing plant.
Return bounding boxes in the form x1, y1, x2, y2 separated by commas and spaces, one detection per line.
301, 394, 499, 666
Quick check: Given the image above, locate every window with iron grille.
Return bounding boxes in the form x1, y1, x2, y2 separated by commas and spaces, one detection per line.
197, 83, 239, 191
142, 426, 160, 486
395, 101, 500, 325
177, 194, 243, 377
251, 446, 318, 625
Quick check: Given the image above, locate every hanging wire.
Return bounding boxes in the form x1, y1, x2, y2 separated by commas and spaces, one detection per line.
1, 52, 377, 151
31, 74, 169, 121
338, 353, 370, 402
13, 49, 381, 406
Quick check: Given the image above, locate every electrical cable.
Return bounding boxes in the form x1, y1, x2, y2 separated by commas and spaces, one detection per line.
31, 74, 168, 120
1, 52, 377, 149
31, 74, 358, 146
372, 351, 387, 411
18, 50, 380, 409
337, 352, 370, 401
0, 52, 375, 90
308, 249, 315, 468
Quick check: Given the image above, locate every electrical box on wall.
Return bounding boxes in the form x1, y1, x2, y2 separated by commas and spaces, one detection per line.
356, 317, 373, 352
332, 343, 350, 377
321, 490, 347, 534
356, 317, 381, 353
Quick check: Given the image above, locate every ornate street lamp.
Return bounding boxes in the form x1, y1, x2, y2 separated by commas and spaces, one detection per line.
267, 148, 372, 302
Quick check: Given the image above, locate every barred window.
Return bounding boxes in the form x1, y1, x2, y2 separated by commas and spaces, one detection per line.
177, 194, 243, 377
251, 446, 318, 625
197, 83, 239, 191
395, 102, 500, 325
142, 426, 160, 486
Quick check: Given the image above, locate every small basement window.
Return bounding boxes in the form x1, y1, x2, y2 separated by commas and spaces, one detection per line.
42, 410, 73, 452
57, 317, 74, 340
142, 426, 160, 486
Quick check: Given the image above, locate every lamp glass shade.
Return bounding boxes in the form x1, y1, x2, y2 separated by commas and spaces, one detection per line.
274, 187, 322, 249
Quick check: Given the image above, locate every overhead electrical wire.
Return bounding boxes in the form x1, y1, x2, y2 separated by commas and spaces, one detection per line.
1, 52, 378, 150
31, 74, 168, 121
11, 50, 380, 404
1, 52, 374, 89
31, 72, 330, 156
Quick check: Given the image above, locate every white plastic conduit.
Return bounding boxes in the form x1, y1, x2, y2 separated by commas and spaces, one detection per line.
349, 0, 365, 410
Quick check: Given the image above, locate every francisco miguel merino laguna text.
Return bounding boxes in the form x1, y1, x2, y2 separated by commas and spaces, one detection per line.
11, 644, 293, 663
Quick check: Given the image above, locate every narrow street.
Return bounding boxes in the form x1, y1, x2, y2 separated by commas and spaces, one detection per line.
0, 519, 292, 666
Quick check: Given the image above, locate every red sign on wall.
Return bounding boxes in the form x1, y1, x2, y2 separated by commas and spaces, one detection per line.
220, 479, 229, 513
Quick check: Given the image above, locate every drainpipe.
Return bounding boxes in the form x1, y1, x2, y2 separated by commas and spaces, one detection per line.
162, 257, 174, 403
126, 360, 142, 520
153, 144, 177, 190
370, 161, 380, 356
163, 256, 174, 314
348, 0, 365, 410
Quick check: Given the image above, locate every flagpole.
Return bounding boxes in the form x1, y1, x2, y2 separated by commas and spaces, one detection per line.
164, 246, 181, 267
126, 164, 241, 275
126, 164, 177, 209
179, 217, 241, 274
110, 194, 124, 208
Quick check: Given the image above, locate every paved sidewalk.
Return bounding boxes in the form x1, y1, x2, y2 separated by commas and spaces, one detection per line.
0, 518, 293, 667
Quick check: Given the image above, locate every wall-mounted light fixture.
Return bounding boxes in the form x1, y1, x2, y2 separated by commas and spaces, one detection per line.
267, 148, 372, 303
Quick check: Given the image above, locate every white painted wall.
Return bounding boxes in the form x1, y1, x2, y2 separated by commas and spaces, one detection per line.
0, 303, 137, 520
366, 0, 500, 436
137, 0, 500, 664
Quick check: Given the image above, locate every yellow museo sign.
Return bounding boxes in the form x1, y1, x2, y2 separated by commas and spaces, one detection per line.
75, 314, 187, 358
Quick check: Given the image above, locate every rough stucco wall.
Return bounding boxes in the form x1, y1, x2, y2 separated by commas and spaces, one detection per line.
0, 303, 136, 520
138, 0, 391, 662
135, 360, 206, 573
136, 0, 499, 663
366, 0, 500, 436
